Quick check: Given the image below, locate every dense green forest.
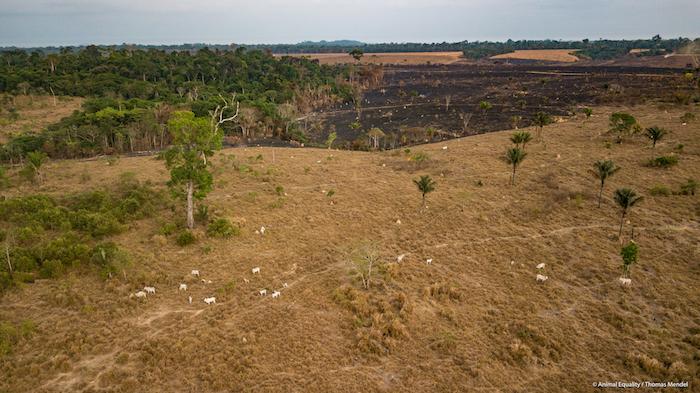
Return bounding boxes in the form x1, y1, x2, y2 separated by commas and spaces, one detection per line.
3, 37, 697, 60
253, 37, 694, 59
0, 47, 351, 160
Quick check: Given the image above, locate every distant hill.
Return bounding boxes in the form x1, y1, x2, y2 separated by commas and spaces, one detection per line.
297, 40, 365, 47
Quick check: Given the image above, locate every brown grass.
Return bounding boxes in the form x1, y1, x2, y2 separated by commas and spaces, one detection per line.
0, 104, 699, 392
491, 49, 580, 62
275, 51, 464, 65
0, 96, 82, 143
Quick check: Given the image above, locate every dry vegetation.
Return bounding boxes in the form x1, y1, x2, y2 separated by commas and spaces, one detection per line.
491, 49, 581, 63
0, 96, 83, 143
276, 51, 465, 65
0, 104, 699, 392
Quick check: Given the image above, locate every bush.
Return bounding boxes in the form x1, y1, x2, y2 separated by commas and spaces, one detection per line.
207, 218, 239, 238
410, 152, 430, 162
680, 112, 695, 123
159, 222, 177, 236
176, 230, 196, 246
647, 155, 679, 168
649, 185, 671, 196
679, 179, 697, 196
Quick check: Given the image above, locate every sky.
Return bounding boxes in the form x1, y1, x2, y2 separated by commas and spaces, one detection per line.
0, 0, 699, 47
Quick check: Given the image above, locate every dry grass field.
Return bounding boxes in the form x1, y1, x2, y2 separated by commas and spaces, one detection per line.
491, 49, 581, 63
0, 104, 699, 392
275, 51, 464, 65
0, 96, 82, 143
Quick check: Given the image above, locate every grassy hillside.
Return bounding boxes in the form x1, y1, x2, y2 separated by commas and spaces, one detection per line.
0, 104, 698, 392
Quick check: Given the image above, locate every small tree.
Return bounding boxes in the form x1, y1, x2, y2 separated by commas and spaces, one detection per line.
505, 147, 527, 185
22, 151, 48, 184
165, 111, 223, 229
326, 131, 337, 150
510, 131, 532, 150
413, 175, 436, 208
614, 188, 642, 239
591, 160, 620, 207
479, 101, 492, 117
583, 108, 593, 118
349, 48, 364, 62
533, 111, 553, 141
609, 112, 637, 143
644, 126, 666, 150
620, 241, 639, 278
351, 243, 380, 290
367, 127, 385, 150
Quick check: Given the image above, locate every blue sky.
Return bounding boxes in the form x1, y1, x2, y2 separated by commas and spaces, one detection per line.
1, 0, 698, 47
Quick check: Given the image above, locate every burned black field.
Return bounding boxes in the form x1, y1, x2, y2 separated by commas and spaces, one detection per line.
304, 64, 693, 148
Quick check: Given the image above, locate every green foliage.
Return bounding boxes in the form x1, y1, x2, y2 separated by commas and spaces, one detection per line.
413, 175, 436, 207
410, 152, 430, 162
620, 241, 639, 277
479, 101, 492, 113
583, 108, 593, 117
349, 48, 364, 61
591, 160, 620, 207
510, 131, 532, 149
505, 147, 527, 185
678, 179, 697, 195
275, 185, 285, 196
0, 166, 9, 189
325, 131, 337, 149
649, 185, 671, 196
176, 230, 196, 246
207, 218, 239, 238
609, 112, 638, 142
644, 126, 666, 148
614, 188, 642, 238
647, 155, 679, 168
159, 222, 177, 236
0, 181, 162, 291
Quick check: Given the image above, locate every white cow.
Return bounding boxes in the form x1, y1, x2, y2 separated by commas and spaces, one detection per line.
397, 254, 406, 263
536, 263, 546, 270
618, 277, 632, 286
259, 289, 267, 296
203, 297, 216, 305
252, 267, 261, 274
188, 296, 192, 304
536, 274, 549, 282
143, 286, 156, 294
271, 291, 281, 299
179, 283, 188, 291
130, 291, 147, 299
191, 270, 200, 277
426, 258, 433, 265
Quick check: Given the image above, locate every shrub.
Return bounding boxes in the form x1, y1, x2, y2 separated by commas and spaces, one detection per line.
195, 204, 209, 223
680, 112, 695, 123
159, 222, 177, 236
176, 230, 196, 246
647, 155, 679, 168
274, 185, 284, 196
410, 152, 430, 162
679, 179, 697, 196
207, 218, 239, 238
621, 241, 639, 278
649, 185, 671, 196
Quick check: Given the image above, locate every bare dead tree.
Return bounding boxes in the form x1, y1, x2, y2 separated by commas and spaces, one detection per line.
459, 112, 473, 132
206, 94, 240, 164
445, 95, 452, 112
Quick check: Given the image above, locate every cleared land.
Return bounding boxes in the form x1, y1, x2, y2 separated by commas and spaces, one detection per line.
491, 49, 580, 62
0, 96, 82, 143
1, 104, 698, 392
275, 51, 465, 65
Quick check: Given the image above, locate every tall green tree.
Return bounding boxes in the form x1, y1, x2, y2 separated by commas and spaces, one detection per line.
614, 188, 642, 239
413, 175, 436, 208
609, 112, 637, 143
164, 111, 223, 229
591, 160, 620, 207
620, 241, 639, 278
505, 147, 527, 185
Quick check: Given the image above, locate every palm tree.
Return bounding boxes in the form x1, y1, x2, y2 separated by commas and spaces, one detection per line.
614, 188, 642, 239
591, 160, 620, 207
510, 131, 533, 150
533, 111, 553, 141
413, 175, 436, 208
505, 147, 527, 185
25, 151, 48, 184
644, 126, 666, 150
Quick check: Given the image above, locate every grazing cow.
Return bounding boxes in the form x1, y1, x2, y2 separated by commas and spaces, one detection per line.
203, 297, 216, 305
